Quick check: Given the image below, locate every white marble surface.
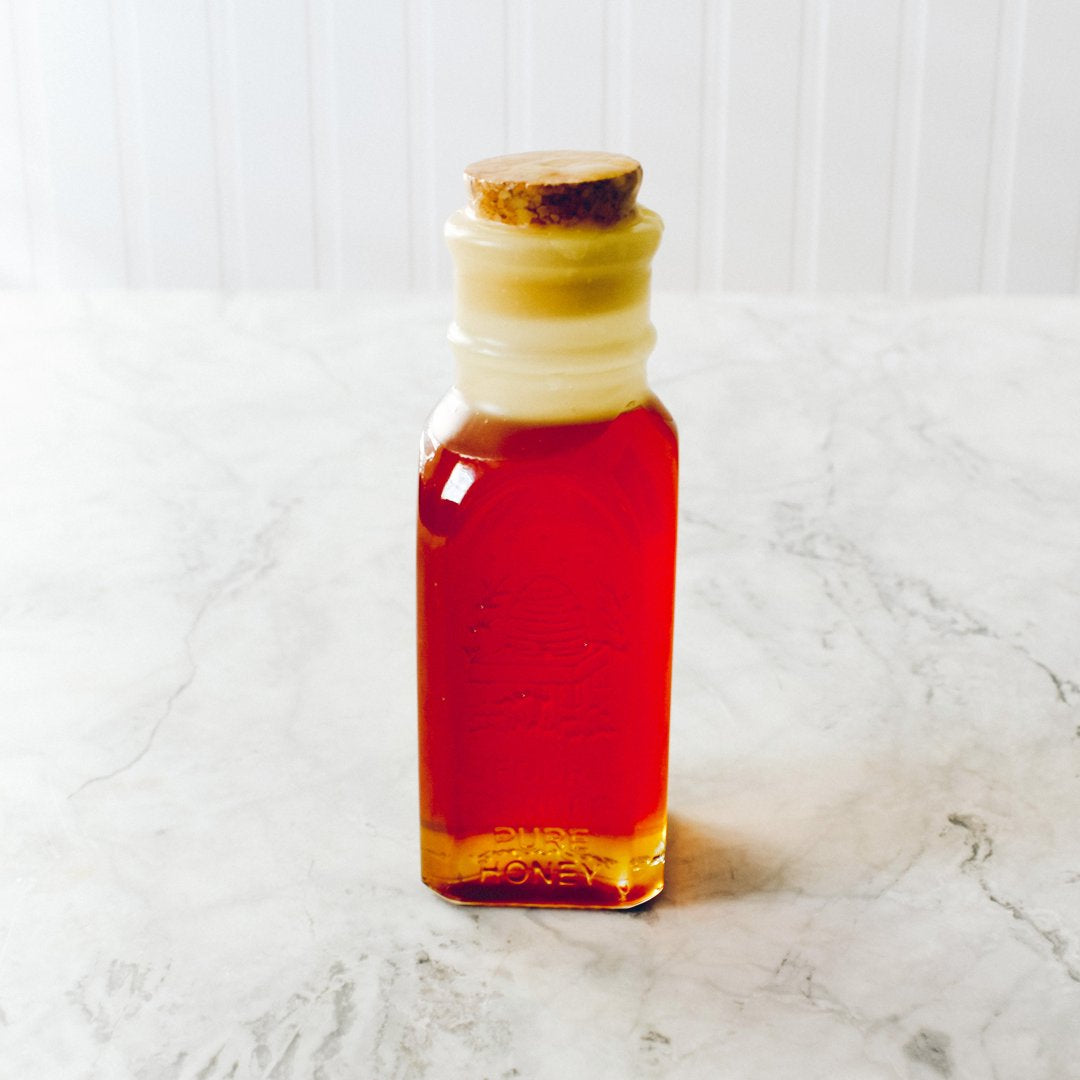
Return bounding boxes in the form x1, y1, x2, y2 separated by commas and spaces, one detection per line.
2, 292, 1079, 1079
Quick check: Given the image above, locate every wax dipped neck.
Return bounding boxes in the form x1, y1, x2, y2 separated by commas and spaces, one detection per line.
444, 206, 663, 424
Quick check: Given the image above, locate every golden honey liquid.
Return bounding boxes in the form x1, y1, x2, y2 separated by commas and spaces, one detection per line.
417, 395, 677, 907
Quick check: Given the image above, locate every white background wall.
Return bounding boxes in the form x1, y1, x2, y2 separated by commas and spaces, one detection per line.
2, 0, 1079, 293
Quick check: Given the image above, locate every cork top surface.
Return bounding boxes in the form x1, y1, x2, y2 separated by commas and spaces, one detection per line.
465, 150, 642, 227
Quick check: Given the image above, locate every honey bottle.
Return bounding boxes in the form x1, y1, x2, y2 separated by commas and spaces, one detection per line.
416, 151, 677, 908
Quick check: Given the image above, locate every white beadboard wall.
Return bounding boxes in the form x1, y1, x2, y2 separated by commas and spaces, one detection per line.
3, 0, 1080, 293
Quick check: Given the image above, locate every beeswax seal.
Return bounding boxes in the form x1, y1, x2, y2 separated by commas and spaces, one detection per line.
465, 150, 642, 227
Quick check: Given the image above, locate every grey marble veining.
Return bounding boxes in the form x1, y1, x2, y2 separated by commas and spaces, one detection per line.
1, 292, 1078, 1079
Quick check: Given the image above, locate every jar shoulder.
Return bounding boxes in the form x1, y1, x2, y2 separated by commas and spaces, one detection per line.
420, 388, 676, 467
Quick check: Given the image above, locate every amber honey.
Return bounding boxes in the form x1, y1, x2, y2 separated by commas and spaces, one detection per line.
417, 394, 677, 907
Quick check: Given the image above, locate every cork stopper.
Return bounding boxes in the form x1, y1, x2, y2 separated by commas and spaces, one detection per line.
465, 150, 642, 227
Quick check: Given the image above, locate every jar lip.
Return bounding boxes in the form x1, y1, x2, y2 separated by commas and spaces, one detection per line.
445, 206, 663, 268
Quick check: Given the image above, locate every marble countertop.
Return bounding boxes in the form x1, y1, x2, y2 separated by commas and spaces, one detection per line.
2, 292, 1078, 1079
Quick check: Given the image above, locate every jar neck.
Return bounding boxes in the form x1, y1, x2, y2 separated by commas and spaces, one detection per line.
445, 207, 663, 423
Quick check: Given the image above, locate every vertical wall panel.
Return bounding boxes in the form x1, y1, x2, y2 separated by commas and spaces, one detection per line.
333, 1, 411, 290
305, 0, 340, 288
503, 2, 531, 149
603, 0, 633, 154
404, 0, 434, 288
696, 0, 729, 291
524, 1, 606, 151
30, 0, 126, 285
887, 0, 927, 293
1008, 0, 1080, 293
980, 0, 1025, 291
8, 2, 56, 286
911, 0, 1000, 292
130, 3, 218, 286
230, 0, 316, 287
791, 0, 828, 291
206, 0, 245, 289
109, 0, 150, 285
414, 0, 508, 290
818, 0, 902, 292
623, 0, 703, 290
724, 0, 802, 291
0, 0, 33, 286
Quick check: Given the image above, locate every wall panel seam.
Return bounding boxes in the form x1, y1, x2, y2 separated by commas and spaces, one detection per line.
405, 0, 437, 289
504, 0, 531, 150
206, 0, 247, 288
792, 0, 828, 291
887, 0, 926, 294
305, 0, 342, 289
108, 0, 151, 286
981, 0, 1026, 293
696, 0, 729, 290
10, 1, 58, 285
6, 0, 35, 283
603, 1, 632, 154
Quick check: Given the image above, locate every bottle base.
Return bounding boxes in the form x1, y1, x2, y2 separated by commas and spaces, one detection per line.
419, 824, 665, 910
422, 876, 663, 910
